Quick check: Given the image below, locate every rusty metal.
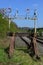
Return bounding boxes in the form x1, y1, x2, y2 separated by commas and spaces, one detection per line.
30, 33, 40, 58
33, 36, 39, 56
33, 33, 39, 58
9, 33, 15, 58
8, 32, 40, 59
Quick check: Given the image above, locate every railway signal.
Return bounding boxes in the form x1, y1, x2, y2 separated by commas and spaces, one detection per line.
0, 8, 11, 30
0, 8, 37, 33
0, 8, 39, 59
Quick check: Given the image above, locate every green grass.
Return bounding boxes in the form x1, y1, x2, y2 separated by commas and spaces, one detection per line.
0, 48, 43, 65
0, 38, 43, 65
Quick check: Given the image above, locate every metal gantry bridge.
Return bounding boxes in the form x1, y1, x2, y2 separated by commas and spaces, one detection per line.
0, 8, 37, 34
0, 8, 41, 59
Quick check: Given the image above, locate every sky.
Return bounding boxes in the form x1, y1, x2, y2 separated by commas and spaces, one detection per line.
0, 0, 43, 28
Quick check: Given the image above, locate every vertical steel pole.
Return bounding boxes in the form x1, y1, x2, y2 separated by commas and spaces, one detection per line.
9, 15, 11, 30
34, 19, 36, 34
33, 17, 40, 59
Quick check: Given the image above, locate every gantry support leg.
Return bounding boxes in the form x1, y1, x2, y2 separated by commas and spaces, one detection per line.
33, 33, 40, 59
30, 33, 40, 59
9, 33, 15, 58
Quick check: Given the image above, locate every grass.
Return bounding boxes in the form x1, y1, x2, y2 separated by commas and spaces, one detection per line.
0, 38, 43, 65
0, 48, 43, 65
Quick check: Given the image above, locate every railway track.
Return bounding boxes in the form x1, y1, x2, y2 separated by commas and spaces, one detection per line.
37, 37, 43, 40
15, 32, 43, 55
36, 37, 43, 44
27, 36, 43, 44
19, 36, 31, 48
19, 36, 43, 55
16, 32, 43, 43
36, 39, 43, 44
20, 36, 43, 47
8, 32, 43, 55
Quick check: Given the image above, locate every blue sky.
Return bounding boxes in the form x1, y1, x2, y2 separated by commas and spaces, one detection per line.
0, 0, 43, 28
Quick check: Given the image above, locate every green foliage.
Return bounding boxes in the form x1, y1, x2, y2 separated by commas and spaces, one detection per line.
0, 14, 18, 38
37, 28, 43, 36
37, 28, 43, 33
0, 14, 28, 38
0, 49, 43, 65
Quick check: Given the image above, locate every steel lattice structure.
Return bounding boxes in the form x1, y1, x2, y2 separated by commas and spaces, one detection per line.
0, 8, 37, 33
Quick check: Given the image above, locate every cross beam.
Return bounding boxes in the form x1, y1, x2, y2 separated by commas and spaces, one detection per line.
8, 9, 37, 34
